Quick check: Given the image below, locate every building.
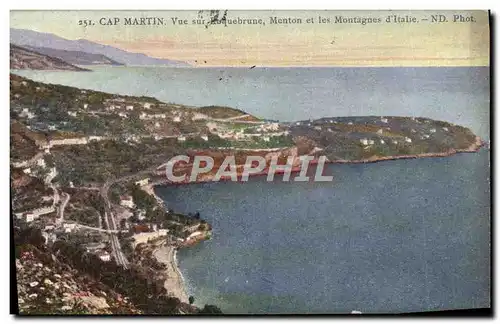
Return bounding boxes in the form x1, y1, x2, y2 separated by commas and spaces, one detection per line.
83, 103, 89, 109
380, 117, 388, 123
98, 251, 111, 262
405, 137, 412, 143
84, 242, 106, 253
36, 158, 46, 168
44, 225, 55, 231
63, 222, 77, 233
137, 209, 147, 221
67, 111, 77, 117
360, 138, 369, 146
13, 160, 29, 168
88, 136, 104, 142
118, 112, 128, 118
173, 116, 181, 122
25, 213, 36, 223
49, 137, 88, 146
120, 195, 135, 209
41, 232, 57, 245
263, 136, 270, 142
430, 128, 436, 133
177, 135, 186, 142
143, 103, 152, 109
23, 168, 31, 175
201, 135, 209, 141
135, 178, 150, 187
126, 105, 134, 111
158, 229, 168, 236
442, 127, 449, 132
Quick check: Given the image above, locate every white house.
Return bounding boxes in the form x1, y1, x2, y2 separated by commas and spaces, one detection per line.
135, 178, 150, 187
143, 103, 152, 109
380, 139, 385, 144
120, 195, 135, 209
177, 135, 186, 142
23, 168, 31, 175
348, 122, 353, 125
173, 116, 181, 123
405, 137, 412, 143
126, 105, 134, 111
83, 104, 89, 109
430, 128, 436, 133
263, 136, 270, 142
98, 251, 111, 262
380, 117, 388, 123
42, 232, 57, 245
154, 122, 160, 128
443, 127, 449, 132
158, 229, 168, 236
118, 112, 128, 118
88, 136, 104, 142
377, 129, 383, 135
392, 140, 398, 145
314, 126, 322, 131
368, 139, 375, 145
360, 138, 369, 146
137, 209, 147, 221
44, 225, 55, 231
25, 213, 36, 223
67, 111, 77, 117
36, 159, 46, 168
201, 135, 209, 141
63, 222, 77, 233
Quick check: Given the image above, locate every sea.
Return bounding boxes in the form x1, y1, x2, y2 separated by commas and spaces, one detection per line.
13, 66, 491, 313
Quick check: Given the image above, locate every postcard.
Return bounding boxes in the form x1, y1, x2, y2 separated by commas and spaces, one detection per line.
10, 10, 490, 315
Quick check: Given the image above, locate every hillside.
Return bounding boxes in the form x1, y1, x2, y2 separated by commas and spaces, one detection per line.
25, 46, 124, 66
11, 28, 190, 67
10, 44, 89, 71
197, 105, 260, 120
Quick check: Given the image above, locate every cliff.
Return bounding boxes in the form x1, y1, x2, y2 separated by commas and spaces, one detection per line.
10, 44, 89, 71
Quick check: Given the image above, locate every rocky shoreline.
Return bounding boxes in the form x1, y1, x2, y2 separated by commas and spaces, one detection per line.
149, 135, 484, 187
145, 135, 484, 306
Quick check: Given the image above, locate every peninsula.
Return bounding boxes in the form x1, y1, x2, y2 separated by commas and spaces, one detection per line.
10, 73, 484, 314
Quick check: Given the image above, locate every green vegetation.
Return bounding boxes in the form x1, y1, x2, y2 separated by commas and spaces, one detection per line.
197, 105, 247, 119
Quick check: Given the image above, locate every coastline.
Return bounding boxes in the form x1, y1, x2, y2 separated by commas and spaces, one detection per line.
153, 244, 189, 304
147, 135, 484, 305
151, 135, 484, 187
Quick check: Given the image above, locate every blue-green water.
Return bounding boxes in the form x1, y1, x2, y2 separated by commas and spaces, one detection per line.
157, 150, 490, 314
13, 66, 490, 313
12, 66, 490, 140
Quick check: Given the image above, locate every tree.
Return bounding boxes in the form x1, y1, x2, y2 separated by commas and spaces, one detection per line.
199, 305, 222, 314
189, 296, 195, 305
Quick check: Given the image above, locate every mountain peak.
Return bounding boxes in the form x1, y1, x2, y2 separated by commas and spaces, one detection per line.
10, 28, 190, 67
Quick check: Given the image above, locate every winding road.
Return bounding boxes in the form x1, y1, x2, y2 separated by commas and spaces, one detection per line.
100, 167, 158, 269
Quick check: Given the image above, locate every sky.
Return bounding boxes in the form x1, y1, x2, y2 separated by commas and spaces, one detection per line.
10, 10, 490, 67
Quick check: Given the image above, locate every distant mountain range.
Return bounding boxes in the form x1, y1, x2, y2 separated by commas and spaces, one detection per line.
24, 46, 124, 66
10, 44, 89, 71
10, 28, 190, 67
